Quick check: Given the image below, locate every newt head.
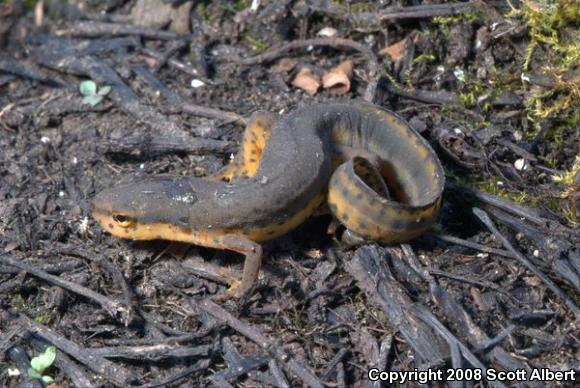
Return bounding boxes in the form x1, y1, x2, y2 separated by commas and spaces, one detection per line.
91, 177, 202, 240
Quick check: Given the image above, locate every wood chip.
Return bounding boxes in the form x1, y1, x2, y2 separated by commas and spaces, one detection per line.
322, 60, 353, 95
291, 67, 320, 96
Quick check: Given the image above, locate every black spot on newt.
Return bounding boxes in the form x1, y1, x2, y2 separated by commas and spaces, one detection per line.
328, 203, 338, 213
389, 219, 406, 230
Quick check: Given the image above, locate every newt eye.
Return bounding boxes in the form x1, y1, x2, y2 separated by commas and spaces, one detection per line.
112, 213, 135, 228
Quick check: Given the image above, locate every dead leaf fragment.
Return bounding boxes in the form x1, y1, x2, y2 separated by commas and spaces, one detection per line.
379, 38, 406, 61
322, 60, 353, 95
378, 32, 420, 61
292, 67, 320, 96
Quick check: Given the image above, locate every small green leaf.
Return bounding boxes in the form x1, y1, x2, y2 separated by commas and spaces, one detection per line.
27, 367, 42, 379
79, 80, 97, 96
30, 346, 56, 373
98, 85, 111, 96
41, 375, 55, 384
82, 94, 104, 107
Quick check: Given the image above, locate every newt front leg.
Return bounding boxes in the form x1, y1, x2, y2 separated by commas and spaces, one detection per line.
212, 234, 263, 298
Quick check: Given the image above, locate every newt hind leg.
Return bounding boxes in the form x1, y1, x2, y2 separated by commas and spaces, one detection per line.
211, 112, 277, 182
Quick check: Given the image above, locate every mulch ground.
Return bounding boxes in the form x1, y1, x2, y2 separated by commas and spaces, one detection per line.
1, 0, 578, 387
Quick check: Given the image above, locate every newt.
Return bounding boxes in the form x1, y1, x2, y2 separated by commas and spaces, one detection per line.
91, 101, 445, 297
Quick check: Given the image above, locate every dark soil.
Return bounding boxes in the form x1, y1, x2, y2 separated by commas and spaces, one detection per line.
1, 1, 578, 387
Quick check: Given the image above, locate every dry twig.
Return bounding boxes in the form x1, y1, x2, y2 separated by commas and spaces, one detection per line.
473, 208, 580, 320
18, 314, 138, 386
198, 299, 324, 388
0, 254, 130, 319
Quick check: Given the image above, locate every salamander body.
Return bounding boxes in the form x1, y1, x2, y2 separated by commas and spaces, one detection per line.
91, 101, 445, 296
